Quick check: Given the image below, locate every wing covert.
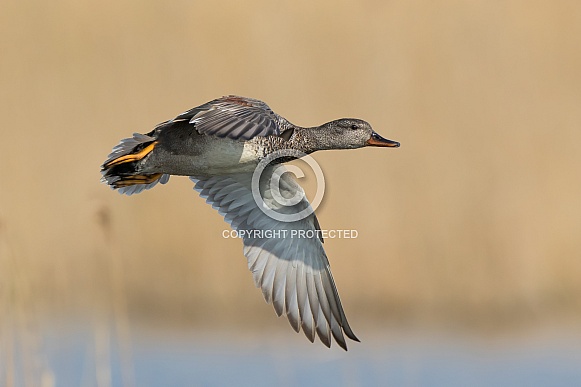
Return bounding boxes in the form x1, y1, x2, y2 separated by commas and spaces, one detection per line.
174, 95, 280, 140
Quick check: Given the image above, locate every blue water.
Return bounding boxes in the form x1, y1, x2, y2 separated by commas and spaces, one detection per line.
9, 324, 581, 386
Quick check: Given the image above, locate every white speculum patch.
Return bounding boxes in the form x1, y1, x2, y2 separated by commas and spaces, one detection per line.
239, 142, 262, 164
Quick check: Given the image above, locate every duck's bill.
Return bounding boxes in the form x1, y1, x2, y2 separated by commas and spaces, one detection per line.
366, 132, 400, 147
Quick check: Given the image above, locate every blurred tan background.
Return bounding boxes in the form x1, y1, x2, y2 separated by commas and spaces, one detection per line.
1, 0, 581, 342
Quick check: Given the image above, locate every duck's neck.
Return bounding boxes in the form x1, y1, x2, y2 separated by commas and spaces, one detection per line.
287, 126, 329, 154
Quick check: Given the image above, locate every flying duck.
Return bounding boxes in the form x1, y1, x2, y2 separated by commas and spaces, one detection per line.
101, 95, 399, 350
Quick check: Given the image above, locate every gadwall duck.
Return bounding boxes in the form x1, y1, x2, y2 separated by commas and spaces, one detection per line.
101, 95, 399, 350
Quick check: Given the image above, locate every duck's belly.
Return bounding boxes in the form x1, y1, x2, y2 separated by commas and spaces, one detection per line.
143, 135, 264, 176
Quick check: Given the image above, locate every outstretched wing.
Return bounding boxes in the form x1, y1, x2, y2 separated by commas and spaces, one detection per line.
190, 168, 359, 350
168, 95, 281, 140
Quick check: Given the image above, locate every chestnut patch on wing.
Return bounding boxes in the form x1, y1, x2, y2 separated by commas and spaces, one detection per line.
222, 95, 254, 107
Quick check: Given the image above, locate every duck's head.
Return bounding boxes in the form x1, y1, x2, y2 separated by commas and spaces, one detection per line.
313, 119, 400, 151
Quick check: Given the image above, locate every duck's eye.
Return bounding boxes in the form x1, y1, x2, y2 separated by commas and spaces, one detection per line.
350, 124, 358, 130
